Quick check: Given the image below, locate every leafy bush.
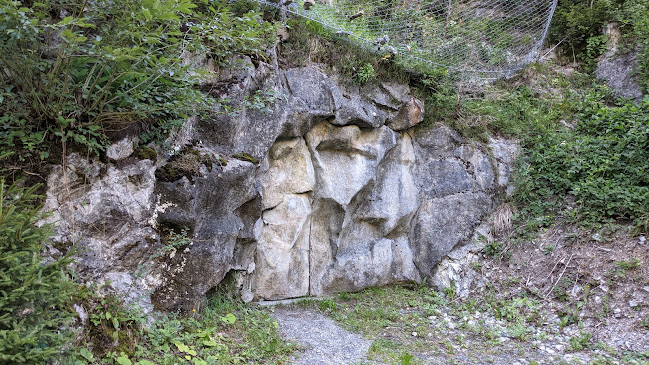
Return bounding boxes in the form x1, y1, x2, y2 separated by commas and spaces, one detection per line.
548, 0, 614, 62
74, 288, 293, 364
515, 96, 649, 231
0, 0, 276, 164
548, 0, 649, 89
0, 180, 78, 364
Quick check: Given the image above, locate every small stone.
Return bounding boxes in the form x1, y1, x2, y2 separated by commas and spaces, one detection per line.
74, 304, 88, 325
448, 322, 456, 330
412, 332, 418, 337
240, 290, 254, 303
106, 137, 135, 161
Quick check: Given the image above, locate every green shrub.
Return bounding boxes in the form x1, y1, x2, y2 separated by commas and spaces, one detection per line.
0, 180, 78, 364
515, 96, 649, 232
548, 0, 614, 63
0, 0, 276, 164
548, 0, 649, 89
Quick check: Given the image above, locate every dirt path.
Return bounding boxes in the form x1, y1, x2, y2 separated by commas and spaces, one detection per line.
270, 306, 374, 365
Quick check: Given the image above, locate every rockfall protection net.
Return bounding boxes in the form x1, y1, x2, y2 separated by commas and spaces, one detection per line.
254, 0, 558, 79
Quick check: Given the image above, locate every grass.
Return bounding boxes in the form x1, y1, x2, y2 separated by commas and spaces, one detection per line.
288, 283, 649, 364
70, 286, 296, 364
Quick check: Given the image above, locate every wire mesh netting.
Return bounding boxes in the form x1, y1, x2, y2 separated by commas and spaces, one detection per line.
255, 0, 558, 79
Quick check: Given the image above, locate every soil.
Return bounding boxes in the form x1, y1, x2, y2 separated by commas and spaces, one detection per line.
475, 220, 649, 354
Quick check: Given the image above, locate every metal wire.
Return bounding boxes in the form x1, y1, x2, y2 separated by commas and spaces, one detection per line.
255, 0, 558, 80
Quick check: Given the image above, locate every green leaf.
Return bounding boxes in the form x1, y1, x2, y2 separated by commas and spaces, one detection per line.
175, 342, 197, 356
202, 340, 218, 347
158, 12, 178, 20
142, 9, 152, 21
220, 313, 236, 324
61, 28, 75, 40
116, 355, 132, 365
79, 348, 94, 361
59, 16, 74, 26
177, 2, 197, 13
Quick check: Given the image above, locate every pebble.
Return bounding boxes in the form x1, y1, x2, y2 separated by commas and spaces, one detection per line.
412, 332, 418, 337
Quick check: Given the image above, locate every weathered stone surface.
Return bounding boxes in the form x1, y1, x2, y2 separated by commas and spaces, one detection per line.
261, 138, 315, 210
309, 133, 420, 295
152, 159, 258, 311
254, 137, 315, 300
332, 90, 388, 128
488, 135, 520, 194
106, 137, 136, 161
42, 61, 520, 309
386, 97, 424, 131
306, 122, 397, 206
41, 154, 160, 309
253, 194, 311, 299
366, 82, 411, 110
409, 125, 497, 281
410, 192, 491, 279
596, 23, 644, 100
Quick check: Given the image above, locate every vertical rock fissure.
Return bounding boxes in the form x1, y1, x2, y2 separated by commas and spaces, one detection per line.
307, 209, 313, 296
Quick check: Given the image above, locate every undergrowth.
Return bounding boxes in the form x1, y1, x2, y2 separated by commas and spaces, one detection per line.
549, 0, 649, 91
69, 280, 294, 364
514, 93, 649, 233
0, 0, 276, 173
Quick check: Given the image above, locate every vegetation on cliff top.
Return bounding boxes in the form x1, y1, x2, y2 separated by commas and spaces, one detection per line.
0, 0, 275, 175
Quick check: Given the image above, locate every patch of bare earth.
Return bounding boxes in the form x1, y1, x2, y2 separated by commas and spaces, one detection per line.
471, 220, 649, 358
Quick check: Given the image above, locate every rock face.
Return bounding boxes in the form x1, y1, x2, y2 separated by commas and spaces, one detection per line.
596, 23, 645, 101
43, 60, 518, 310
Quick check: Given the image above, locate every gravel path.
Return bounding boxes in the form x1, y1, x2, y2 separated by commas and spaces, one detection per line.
270, 307, 373, 365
